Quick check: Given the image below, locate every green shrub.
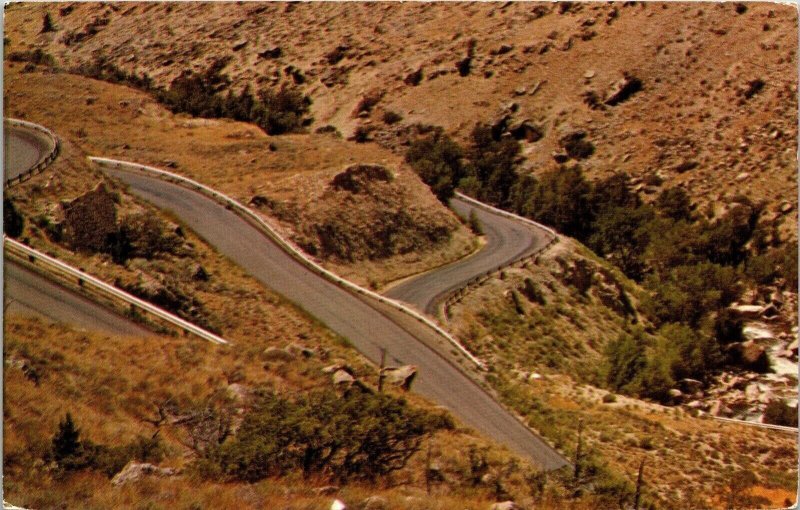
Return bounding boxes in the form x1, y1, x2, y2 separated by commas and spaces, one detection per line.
4, 199, 24, 238
382, 110, 403, 125
405, 128, 465, 203
763, 399, 797, 427
209, 389, 449, 482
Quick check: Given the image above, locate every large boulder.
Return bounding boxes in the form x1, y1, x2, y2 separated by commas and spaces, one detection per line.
262, 347, 295, 362
361, 496, 388, 510
490, 502, 519, 510
111, 462, 178, 486
605, 74, 643, 105
333, 369, 355, 386
729, 304, 766, 320
382, 365, 417, 390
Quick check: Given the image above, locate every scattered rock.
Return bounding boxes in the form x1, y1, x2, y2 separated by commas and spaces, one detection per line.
729, 304, 765, 320
583, 69, 596, 79
262, 347, 295, 362
226, 383, 248, 402
742, 324, 775, 342
286, 343, 315, 358
382, 365, 417, 390
679, 378, 703, 394
232, 39, 248, 51
258, 46, 282, 59
490, 502, 519, 510
313, 486, 340, 496
111, 462, 178, 486
508, 119, 544, 142
668, 388, 684, 401
404, 67, 423, 86
333, 369, 355, 386
605, 74, 643, 105
331, 500, 346, 510
362, 496, 388, 510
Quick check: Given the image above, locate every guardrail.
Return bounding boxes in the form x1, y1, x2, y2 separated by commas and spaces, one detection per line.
5, 118, 60, 188
4, 236, 229, 345
708, 414, 798, 433
441, 192, 560, 318
89, 157, 484, 369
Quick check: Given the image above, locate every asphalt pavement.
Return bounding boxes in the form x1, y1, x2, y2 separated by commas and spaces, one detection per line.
4, 261, 151, 337
4, 125, 48, 180
102, 166, 569, 470
385, 197, 553, 313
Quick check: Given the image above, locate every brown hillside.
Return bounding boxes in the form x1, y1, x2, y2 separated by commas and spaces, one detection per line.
4, 2, 797, 240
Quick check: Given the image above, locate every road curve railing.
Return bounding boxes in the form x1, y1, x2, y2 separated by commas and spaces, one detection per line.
90, 157, 486, 370
4, 118, 60, 188
4, 237, 229, 345
708, 414, 798, 434
441, 192, 560, 317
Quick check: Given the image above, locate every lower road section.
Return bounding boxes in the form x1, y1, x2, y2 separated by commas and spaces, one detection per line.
103, 166, 569, 470
5, 261, 151, 337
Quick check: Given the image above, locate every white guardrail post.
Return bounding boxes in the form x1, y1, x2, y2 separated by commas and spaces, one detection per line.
89, 157, 484, 369
4, 236, 228, 345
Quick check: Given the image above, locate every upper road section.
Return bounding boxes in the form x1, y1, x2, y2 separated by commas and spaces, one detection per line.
385, 196, 554, 314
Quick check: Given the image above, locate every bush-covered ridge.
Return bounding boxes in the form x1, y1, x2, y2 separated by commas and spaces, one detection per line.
71, 55, 312, 135
408, 124, 796, 403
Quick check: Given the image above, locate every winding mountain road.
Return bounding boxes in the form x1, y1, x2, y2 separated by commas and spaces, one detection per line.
4, 121, 568, 470
385, 197, 554, 313
103, 166, 568, 469
4, 125, 48, 178
4, 126, 149, 337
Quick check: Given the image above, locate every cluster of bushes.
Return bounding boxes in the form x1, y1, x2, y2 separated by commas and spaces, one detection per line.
4, 199, 24, 238
7, 48, 57, 68
48, 413, 164, 477
197, 388, 451, 482
407, 124, 795, 403
108, 212, 185, 264
73, 56, 312, 135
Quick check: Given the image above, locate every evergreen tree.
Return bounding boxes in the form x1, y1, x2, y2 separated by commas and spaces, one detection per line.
52, 413, 81, 463
41, 12, 56, 33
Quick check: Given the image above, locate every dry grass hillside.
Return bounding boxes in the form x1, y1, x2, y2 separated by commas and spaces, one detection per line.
3, 62, 476, 288
5, 2, 797, 240
3, 316, 547, 510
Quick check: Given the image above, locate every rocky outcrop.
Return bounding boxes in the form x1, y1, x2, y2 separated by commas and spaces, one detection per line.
111, 462, 178, 486
262, 346, 296, 362
382, 365, 417, 390
604, 74, 643, 106
61, 182, 117, 252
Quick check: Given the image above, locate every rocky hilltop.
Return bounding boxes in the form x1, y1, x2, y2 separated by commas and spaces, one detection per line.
6, 2, 797, 238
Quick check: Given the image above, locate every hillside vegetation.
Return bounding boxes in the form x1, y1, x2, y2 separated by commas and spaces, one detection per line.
5, 2, 796, 225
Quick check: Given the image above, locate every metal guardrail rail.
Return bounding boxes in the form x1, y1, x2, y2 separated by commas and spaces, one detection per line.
4, 237, 229, 345
708, 414, 798, 433
441, 192, 560, 317
90, 157, 483, 368
4, 118, 60, 188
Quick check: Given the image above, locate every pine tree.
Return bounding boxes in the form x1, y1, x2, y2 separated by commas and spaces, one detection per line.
41, 12, 56, 33
52, 412, 81, 463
